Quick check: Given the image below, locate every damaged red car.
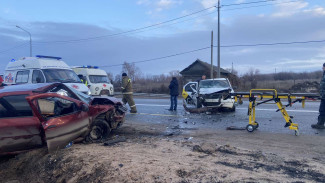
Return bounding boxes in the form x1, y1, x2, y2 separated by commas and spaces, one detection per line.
0, 83, 127, 154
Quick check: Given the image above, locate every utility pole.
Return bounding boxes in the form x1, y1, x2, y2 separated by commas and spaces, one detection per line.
16, 25, 32, 57
217, 0, 221, 78
210, 31, 214, 79
232, 62, 233, 74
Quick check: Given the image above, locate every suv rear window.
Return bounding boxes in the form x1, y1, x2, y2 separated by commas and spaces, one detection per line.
0, 95, 33, 118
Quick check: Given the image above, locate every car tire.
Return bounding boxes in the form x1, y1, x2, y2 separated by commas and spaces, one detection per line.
230, 105, 236, 112
196, 98, 202, 108
86, 119, 111, 143
222, 105, 236, 112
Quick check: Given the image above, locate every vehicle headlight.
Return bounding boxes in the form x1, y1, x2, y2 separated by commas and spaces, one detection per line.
57, 89, 68, 96
87, 89, 91, 95
95, 87, 99, 91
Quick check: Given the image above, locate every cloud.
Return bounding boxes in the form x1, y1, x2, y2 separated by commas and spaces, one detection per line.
272, 1, 309, 17
1, 1, 325, 76
235, 0, 245, 3
136, 0, 150, 5
199, 0, 217, 9
157, 0, 173, 8
137, 0, 182, 12
303, 6, 325, 16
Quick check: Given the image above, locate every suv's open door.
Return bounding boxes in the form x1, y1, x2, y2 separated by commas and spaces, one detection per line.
182, 82, 198, 107
26, 93, 90, 153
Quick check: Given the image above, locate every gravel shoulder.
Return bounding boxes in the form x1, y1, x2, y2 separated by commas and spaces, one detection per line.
1, 120, 325, 183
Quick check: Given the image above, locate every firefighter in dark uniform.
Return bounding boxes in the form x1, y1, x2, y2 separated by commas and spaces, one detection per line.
121, 73, 137, 113
312, 63, 325, 129
78, 74, 88, 86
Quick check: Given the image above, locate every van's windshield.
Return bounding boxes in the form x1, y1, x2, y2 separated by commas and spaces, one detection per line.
89, 75, 110, 84
200, 80, 230, 88
42, 69, 82, 83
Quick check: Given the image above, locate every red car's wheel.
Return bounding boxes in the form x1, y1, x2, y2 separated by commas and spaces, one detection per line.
86, 119, 111, 142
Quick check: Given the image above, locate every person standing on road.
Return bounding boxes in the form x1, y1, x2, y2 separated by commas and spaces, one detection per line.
121, 73, 137, 113
168, 77, 179, 111
312, 63, 325, 129
197, 75, 206, 83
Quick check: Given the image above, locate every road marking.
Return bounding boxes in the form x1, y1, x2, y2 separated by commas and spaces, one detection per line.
129, 113, 179, 117
236, 108, 318, 113
136, 104, 171, 107
136, 104, 318, 113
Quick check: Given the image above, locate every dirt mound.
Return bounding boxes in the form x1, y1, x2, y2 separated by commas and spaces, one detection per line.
0, 148, 108, 183
290, 81, 319, 92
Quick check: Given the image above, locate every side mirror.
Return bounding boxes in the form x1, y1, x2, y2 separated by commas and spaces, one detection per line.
232, 86, 237, 90
81, 104, 89, 112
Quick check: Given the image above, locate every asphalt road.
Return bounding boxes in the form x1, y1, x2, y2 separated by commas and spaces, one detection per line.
120, 97, 325, 137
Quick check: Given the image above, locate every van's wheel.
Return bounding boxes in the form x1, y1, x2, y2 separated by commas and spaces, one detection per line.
86, 119, 111, 143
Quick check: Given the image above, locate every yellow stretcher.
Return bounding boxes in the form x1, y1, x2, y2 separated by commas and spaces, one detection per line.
231, 89, 319, 136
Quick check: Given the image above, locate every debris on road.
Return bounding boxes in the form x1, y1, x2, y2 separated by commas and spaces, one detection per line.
103, 136, 127, 146
226, 126, 246, 130
183, 103, 208, 113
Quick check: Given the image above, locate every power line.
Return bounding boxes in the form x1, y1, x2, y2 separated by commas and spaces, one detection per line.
219, 39, 325, 47
100, 47, 211, 68
0, 0, 305, 53
99, 39, 325, 68
222, 0, 277, 7
35, 0, 285, 44
36, 6, 217, 44
222, 0, 302, 11
0, 43, 29, 55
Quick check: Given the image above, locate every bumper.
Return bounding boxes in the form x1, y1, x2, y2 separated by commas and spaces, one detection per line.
203, 99, 234, 108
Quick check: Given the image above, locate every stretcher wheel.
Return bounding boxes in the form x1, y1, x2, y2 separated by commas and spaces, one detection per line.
295, 130, 299, 136
246, 124, 255, 132
255, 122, 259, 129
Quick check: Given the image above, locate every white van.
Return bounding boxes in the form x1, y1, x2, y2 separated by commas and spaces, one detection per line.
72, 66, 114, 96
4, 55, 91, 95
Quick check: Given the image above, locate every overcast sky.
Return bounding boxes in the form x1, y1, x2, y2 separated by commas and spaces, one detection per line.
1, 0, 325, 76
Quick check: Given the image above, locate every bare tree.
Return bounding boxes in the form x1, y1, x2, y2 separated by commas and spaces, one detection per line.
114, 74, 122, 89
122, 61, 142, 82
169, 70, 180, 77
242, 68, 260, 89
107, 72, 114, 84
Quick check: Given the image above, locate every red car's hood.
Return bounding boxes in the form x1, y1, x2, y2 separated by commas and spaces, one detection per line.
91, 96, 123, 105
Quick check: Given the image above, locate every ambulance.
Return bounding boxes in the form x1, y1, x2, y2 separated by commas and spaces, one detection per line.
4, 55, 91, 95
72, 66, 114, 96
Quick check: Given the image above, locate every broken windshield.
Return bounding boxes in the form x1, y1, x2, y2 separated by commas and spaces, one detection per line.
42, 69, 82, 83
199, 80, 230, 88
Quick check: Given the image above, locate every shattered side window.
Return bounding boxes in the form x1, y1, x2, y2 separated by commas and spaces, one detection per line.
0, 95, 33, 118
185, 83, 197, 92
37, 97, 78, 118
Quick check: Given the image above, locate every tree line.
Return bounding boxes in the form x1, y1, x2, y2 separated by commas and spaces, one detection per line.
107, 62, 322, 93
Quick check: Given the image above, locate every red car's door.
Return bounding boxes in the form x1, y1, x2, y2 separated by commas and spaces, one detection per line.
26, 93, 90, 153
0, 94, 43, 154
